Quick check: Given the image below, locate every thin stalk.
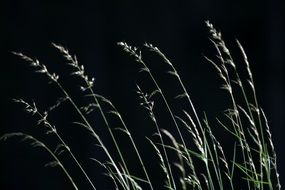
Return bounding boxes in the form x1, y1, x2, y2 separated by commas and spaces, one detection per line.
145, 44, 203, 132
52, 43, 131, 189
204, 117, 225, 190
115, 112, 153, 190
56, 82, 129, 189
12, 53, 98, 190
222, 40, 263, 189
96, 95, 153, 189
55, 132, 97, 190
153, 117, 176, 189
237, 40, 267, 189
1, 133, 79, 190
42, 137, 79, 190
207, 37, 254, 189
87, 87, 134, 189
119, 42, 201, 190
136, 85, 175, 189
39, 112, 97, 190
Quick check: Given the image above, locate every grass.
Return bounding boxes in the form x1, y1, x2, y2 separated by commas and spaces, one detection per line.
1, 21, 281, 190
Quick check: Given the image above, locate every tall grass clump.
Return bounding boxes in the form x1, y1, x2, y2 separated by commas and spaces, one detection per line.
1, 21, 281, 190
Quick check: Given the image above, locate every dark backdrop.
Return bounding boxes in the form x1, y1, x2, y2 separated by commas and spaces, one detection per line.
1, 0, 284, 189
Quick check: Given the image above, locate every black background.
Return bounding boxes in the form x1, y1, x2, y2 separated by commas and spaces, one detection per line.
1, 0, 284, 189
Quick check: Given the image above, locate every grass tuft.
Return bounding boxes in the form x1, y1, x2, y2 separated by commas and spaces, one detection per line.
1, 21, 281, 190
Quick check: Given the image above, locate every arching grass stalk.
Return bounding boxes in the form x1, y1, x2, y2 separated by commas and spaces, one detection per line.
12, 98, 95, 190
204, 21, 277, 189
161, 129, 187, 190
208, 31, 263, 189
204, 22, 255, 189
144, 42, 232, 190
95, 94, 154, 189
143, 43, 203, 133
51, 71, 130, 190
12, 52, 97, 190
236, 40, 268, 189
13, 52, 128, 189
143, 44, 224, 190
0, 133, 79, 190
52, 43, 144, 190
118, 42, 201, 190
136, 84, 175, 189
